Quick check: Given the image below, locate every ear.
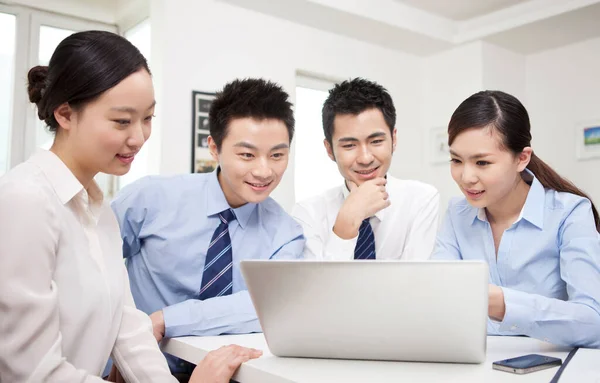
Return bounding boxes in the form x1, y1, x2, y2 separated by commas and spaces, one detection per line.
208, 136, 219, 162
391, 128, 397, 153
324, 139, 335, 162
54, 103, 74, 131
517, 147, 532, 172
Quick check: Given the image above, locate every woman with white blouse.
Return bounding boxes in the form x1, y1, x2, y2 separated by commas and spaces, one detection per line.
0, 30, 260, 383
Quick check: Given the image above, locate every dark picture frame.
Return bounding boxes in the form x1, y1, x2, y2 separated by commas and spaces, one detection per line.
191, 90, 218, 173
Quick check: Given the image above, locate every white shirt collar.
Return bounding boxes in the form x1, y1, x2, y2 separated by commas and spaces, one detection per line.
29, 149, 104, 217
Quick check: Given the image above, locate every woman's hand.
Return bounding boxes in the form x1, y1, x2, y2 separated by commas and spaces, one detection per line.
189, 345, 262, 383
488, 284, 506, 321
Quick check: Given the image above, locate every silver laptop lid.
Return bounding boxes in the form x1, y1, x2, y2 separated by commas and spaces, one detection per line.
241, 260, 488, 363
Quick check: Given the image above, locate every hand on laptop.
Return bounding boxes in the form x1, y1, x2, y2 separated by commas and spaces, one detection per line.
334, 177, 390, 239
189, 345, 262, 383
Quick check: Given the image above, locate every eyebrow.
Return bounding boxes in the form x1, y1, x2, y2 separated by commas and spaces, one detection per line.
233, 142, 290, 151
337, 131, 387, 143
449, 150, 493, 160
110, 100, 157, 113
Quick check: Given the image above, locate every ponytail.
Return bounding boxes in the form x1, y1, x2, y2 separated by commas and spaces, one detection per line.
527, 153, 600, 232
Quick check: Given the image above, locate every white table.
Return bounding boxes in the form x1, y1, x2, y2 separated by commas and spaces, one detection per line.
161, 334, 599, 383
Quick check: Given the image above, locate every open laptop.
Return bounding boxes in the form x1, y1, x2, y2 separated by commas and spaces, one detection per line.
240, 260, 489, 364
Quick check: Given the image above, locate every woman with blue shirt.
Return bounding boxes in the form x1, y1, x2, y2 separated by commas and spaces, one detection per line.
432, 90, 600, 348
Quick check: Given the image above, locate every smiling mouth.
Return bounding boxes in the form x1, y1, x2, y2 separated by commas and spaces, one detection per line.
465, 189, 485, 197
354, 166, 379, 175
116, 152, 136, 163
246, 181, 272, 188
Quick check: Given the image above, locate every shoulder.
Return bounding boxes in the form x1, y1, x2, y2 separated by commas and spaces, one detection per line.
545, 189, 596, 227
546, 189, 591, 212
259, 197, 303, 235
0, 162, 56, 216
114, 173, 208, 206
293, 185, 343, 214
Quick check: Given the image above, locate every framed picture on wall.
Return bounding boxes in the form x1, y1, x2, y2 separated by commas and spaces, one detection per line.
575, 120, 600, 160
191, 90, 218, 173
429, 126, 450, 164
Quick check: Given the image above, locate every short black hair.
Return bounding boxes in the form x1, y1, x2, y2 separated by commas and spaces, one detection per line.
322, 78, 396, 146
209, 78, 294, 150
27, 30, 150, 133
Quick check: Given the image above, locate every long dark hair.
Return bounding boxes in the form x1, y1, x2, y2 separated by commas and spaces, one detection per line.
448, 90, 600, 232
27, 30, 150, 132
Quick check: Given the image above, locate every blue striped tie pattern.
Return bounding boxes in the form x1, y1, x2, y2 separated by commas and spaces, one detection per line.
199, 209, 236, 300
354, 218, 376, 260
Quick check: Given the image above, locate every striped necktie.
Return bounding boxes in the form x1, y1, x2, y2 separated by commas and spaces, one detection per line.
199, 208, 236, 300
354, 218, 376, 260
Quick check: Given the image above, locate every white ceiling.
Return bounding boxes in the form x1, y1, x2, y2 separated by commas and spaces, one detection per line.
222, 0, 600, 56
396, 0, 529, 21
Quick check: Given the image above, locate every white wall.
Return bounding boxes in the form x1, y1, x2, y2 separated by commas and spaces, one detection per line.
152, 0, 422, 211
526, 36, 600, 203
419, 42, 485, 213
482, 42, 526, 102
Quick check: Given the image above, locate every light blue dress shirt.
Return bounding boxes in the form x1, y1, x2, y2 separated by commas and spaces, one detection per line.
111, 169, 305, 371
432, 170, 600, 348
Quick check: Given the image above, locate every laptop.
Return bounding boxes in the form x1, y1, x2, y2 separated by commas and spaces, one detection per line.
240, 260, 489, 363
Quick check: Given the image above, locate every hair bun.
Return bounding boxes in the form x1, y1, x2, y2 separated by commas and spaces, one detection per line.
27, 65, 49, 105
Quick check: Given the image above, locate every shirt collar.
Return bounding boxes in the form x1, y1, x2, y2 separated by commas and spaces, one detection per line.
29, 149, 104, 209
474, 169, 544, 229
341, 178, 387, 222
205, 167, 257, 229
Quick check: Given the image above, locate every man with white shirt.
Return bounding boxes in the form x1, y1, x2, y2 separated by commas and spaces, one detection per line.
292, 78, 439, 260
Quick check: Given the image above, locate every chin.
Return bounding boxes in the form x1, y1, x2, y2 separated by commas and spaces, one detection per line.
244, 191, 271, 204
105, 165, 131, 177
464, 196, 487, 209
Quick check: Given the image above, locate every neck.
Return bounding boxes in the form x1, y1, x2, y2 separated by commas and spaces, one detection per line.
50, 140, 96, 188
485, 174, 530, 225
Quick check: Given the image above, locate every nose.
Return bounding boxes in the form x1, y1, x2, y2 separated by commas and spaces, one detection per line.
357, 145, 374, 166
127, 121, 148, 150
251, 157, 273, 180
461, 164, 478, 185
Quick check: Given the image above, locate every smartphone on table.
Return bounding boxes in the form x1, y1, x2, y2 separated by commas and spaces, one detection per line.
493, 354, 562, 374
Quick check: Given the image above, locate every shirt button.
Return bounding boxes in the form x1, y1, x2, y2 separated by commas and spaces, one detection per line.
511, 325, 518, 330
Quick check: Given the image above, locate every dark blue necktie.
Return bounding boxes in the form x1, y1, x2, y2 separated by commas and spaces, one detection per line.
354, 218, 376, 260
199, 208, 236, 300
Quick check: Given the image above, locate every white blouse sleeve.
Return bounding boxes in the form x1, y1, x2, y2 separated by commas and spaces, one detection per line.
110, 264, 177, 382
0, 183, 106, 382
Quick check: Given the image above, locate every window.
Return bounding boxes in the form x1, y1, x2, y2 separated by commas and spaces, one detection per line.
294, 75, 343, 203
0, 12, 16, 176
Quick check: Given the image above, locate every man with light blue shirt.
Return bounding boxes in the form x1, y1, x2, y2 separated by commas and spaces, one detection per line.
111, 78, 305, 377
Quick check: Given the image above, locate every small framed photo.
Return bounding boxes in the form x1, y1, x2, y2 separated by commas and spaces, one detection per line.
197, 98, 212, 114
429, 126, 450, 164
197, 131, 209, 148
575, 121, 600, 161
197, 115, 210, 130
191, 91, 217, 173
